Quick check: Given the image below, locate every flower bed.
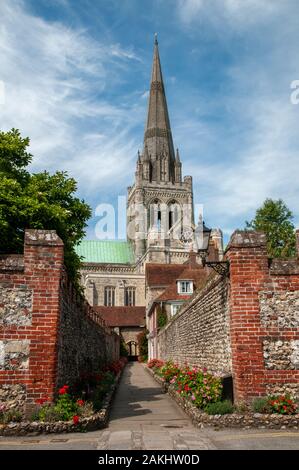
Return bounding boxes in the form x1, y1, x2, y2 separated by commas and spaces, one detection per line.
0, 358, 127, 436
146, 359, 299, 430
150, 360, 223, 409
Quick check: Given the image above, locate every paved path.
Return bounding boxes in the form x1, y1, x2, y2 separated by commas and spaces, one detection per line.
99, 362, 215, 450
0, 363, 299, 450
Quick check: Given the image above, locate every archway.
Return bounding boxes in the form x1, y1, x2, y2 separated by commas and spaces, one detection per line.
127, 340, 138, 361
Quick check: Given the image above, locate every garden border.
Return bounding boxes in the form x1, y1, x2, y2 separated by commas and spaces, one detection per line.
145, 366, 299, 430
0, 368, 124, 436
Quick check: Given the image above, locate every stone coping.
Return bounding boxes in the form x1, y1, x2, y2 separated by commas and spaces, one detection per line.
145, 366, 299, 430
0, 370, 122, 436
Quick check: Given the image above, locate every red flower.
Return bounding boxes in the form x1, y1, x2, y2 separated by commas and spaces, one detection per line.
36, 397, 47, 405
73, 415, 79, 425
77, 399, 84, 407
59, 385, 69, 395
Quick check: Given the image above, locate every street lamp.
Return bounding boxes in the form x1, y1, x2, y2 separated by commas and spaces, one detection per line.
195, 220, 229, 276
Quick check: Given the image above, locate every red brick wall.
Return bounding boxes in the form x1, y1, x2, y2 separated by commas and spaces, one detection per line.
0, 230, 63, 410
226, 231, 299, 402
0, 230, 119, 413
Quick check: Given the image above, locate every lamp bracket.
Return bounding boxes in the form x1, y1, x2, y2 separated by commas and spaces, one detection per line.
206, 261, 230, 276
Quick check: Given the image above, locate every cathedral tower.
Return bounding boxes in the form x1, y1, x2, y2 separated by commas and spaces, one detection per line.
127, 36, 195, 263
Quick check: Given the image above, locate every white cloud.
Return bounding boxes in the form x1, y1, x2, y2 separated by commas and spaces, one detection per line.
173, 0, 299, 233
0, 0, 141, 192
177, 0, 284, 27
177, 0, 203, 24
183, 87, 299, 231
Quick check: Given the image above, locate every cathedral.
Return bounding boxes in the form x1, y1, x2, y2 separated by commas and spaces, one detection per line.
76, 37, 223, 357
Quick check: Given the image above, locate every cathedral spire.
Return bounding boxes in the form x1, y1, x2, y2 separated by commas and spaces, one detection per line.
143, 35, 175, 180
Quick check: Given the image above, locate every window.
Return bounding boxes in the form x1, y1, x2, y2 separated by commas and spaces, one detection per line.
125, 287, 136, 306
104, 286, 115, 306
168, 201, 180, 230
149, 199, 162, 230
157, 210, 161, 231
171, 304, 181, 317
168, 210, 174, 230
177, 280, 193, 294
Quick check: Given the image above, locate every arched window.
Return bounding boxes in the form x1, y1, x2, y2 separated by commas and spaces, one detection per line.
168, 200, 180, 230
149, 199, 162, 231
125, 287, 136, 306
104, 286, 115, 306
157, 209, 162, 231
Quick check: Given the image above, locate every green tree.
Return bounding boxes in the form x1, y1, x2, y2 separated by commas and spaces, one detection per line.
156, 305, 168, 328
0, 128, 32, 184
137, 330, 148, 362
246, 199, 296, 258
0, 128, 91, 286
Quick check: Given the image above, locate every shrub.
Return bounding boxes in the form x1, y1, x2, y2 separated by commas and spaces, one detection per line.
36, 404, 64, 423
137, 330, 148, 359
252, 397, 270, 414
120, 339, 129, 357
0, 408, 23, 424
234, 401, 250, 413
138, 355, 148, 362
107, 360, 125, 375
252, 395, 297, 415
30, 358, 128, 424
147, 359, 164, 369
172, 366, 223, 409
156, 361, 180, 383
268, 395, 297, 415
53, 386, 79, 421
157, 306, 167, 328
77, 401, 94, 418
205, 400, 234, 415
91, 371, 115, 411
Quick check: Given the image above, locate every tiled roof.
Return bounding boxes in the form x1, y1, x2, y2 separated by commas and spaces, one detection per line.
146, 264, 186, 287
156, 268, 208, 302
156, 285, 191, 302
75, 240, 134, 264
176, 267, 206, 281
94, 306, 146, 327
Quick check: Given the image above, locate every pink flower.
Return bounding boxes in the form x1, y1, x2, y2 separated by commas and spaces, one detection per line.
191, 395, 195, 401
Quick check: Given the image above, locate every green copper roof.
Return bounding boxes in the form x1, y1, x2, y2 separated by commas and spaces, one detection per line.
75, 240, 135, 264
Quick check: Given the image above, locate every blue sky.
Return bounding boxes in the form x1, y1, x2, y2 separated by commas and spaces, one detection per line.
1, 0, 299, 243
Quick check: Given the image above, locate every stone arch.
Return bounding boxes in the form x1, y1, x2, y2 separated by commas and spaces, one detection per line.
167, 199, 181, 231
147, 198, 162, 230
127, 340, 138, 358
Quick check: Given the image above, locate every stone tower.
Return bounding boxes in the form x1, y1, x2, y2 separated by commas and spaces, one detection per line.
127, 36, 195, 263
